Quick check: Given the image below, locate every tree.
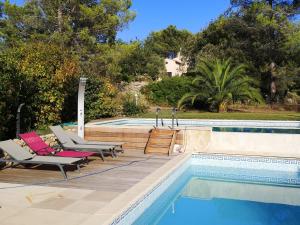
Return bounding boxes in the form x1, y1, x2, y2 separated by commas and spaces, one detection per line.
0, 48, 35, 140
1, 0, 136, 48
0, 0, 138, 140
179, 59, 263, 112
230, 0, 300, 17
16, 42, 80, 127
119, 42, 166, 81
144, 25, 193, 58
283, 24, 300, 94
189, 1, 299, 102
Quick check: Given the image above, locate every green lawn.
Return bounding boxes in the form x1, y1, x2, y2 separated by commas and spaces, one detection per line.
139, 110, 300, 121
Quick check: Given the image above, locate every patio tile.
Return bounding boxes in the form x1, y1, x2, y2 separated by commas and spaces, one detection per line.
63, 200, 106, 214
2, 208, 88, 225
80, 214, 113, 225
30, 197, 75, 210
84, 190, 120, 202
0, 206, 24, 221
58, 189, 94, 200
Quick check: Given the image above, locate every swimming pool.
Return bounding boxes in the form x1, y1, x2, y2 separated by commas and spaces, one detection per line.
110, 154, 300, 225
134, 172, 300, 225
89, 119, 300, 134
91, 119, 300, 129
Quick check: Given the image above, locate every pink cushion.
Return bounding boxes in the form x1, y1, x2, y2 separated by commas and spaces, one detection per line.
19, 131, 95, 158
19, 132, 54, 155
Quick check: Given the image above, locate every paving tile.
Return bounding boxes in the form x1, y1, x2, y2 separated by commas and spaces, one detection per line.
0, 206, 24, 221
80, 214, 113, 225
0, 151, 176, 225
30, 197, 75, 210
84, 191, 120, 202
58, 189, 94, 200
2, 208, 88, 225
63, 200, 106, 214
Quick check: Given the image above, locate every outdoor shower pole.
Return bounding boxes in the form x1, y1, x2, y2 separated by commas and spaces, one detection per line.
78, 77, 87, 138
16, 103, 25, 137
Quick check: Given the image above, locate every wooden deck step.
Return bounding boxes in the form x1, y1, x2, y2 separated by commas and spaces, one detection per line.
145, 146, 170, 154
148, 138, 171, 145
144, 129, 178, 155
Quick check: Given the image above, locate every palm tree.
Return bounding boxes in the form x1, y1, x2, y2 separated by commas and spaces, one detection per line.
178, 59, 263, 112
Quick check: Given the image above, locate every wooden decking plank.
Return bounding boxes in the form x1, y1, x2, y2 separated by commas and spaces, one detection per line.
0, 150, 172, 191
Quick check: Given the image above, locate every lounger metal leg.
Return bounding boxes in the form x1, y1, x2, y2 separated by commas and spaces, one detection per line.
76, 164, 81, 173
112, 149, 117, 158
99, 151, 104, 161
57, 164, 68, 180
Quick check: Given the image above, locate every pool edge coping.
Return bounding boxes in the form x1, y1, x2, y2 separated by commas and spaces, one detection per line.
86, 118, 300, 127
81, 152, 300, 225
81, 153, 192, 225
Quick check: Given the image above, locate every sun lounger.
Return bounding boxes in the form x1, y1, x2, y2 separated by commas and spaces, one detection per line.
19, 131, 96, 158
57, 126, 124, 153
49, 126, 117, 160
0, 140, 84, 180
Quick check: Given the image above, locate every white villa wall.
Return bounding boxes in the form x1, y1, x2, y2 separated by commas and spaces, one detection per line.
165, 52, 188, 76
184, 128, 300, 158
165, 58, 179, 76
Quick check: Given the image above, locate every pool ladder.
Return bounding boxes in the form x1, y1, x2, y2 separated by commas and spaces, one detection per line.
155, 107, 179, 129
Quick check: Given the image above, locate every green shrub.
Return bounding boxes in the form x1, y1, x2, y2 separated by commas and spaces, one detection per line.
142, 76, 193, 106
122, 93, 148, 116
85, 78, 121, 121
0, 49, 35, 140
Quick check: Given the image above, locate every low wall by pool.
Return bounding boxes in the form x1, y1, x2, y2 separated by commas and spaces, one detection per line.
207, 132, 300, 158
184, 128, 300, 158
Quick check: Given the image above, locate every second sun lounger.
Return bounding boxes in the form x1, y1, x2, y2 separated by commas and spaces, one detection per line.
57, 126, 124, 153
49, 126, 117, 160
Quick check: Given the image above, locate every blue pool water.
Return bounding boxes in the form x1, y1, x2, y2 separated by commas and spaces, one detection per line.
155, 197, 300, 225
133, 166, 300, 225
212, 126, 300, 134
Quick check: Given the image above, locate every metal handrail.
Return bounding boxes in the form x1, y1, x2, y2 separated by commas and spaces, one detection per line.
155, 107, 164, 128
171, 107, 179, 129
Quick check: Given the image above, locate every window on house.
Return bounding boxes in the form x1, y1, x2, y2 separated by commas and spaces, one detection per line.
167, 52, 176, 59
167, 72, 172, 77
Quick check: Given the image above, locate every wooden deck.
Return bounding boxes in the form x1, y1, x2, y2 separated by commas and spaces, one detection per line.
84, 126, 183, 151
0, 150, 173, 192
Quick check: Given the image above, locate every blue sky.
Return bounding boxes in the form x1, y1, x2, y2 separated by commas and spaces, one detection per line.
9, 0, 231, 42
118, 0, 230, 41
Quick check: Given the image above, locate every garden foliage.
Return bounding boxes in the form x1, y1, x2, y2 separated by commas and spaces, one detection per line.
143, 77, 193, 107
